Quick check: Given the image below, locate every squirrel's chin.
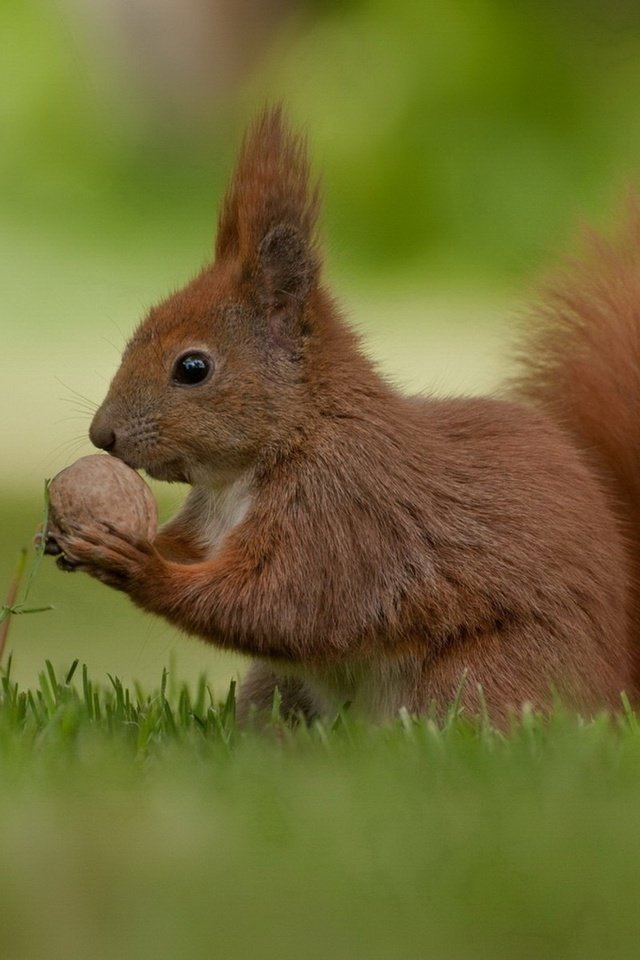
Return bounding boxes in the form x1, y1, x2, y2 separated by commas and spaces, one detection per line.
109, 450, 188, 484
143, 459, 190, 485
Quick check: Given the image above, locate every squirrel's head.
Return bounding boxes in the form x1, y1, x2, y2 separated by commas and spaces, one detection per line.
90, 106, 327, 485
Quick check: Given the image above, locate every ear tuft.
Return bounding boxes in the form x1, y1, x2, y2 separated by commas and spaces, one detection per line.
215, 105, 321, 294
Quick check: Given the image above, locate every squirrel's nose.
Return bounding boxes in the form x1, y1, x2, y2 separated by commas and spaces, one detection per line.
90, 409, 116, 452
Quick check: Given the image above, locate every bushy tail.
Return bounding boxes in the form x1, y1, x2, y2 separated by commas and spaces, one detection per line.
515, 198, 640, 685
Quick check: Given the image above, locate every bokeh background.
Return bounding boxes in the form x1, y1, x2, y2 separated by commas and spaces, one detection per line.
3, 0, 640, 689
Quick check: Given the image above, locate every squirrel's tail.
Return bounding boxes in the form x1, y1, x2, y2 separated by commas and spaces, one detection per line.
515, 197, 640, 688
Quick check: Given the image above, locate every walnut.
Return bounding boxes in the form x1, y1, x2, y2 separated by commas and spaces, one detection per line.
46, 455, 158, 550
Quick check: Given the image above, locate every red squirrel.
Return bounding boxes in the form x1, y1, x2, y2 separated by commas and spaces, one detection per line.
52, 106, 639, 723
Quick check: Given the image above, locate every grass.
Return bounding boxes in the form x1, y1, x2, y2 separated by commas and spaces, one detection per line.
2, 654, 640, 960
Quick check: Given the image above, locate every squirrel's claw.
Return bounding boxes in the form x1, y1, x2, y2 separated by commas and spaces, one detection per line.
35, 527, 64, 556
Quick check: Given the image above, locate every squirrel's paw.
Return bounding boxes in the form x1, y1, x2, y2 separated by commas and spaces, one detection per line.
57, 522, 162, 593
34, 527, 64, 557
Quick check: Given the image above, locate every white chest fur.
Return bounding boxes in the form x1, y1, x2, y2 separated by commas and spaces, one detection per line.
195, 473, 255, 557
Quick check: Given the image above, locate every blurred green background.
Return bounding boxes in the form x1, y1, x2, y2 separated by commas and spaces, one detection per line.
3, 0, 640, 688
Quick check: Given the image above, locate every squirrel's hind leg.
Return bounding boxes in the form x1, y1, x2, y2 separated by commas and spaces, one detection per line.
236, 661, 320, 727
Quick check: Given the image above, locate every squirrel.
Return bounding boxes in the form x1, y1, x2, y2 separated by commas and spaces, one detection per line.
50, 105, 640, 724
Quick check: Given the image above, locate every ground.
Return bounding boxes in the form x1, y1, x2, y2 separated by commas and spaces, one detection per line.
1, 657, 640, 960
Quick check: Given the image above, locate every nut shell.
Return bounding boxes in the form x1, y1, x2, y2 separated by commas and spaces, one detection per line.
47, 455, 158, 543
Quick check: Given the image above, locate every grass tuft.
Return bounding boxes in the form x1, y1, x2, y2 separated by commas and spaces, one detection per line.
2, 664, 640, 960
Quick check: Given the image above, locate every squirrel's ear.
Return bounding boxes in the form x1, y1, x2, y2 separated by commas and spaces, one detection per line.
215, 106, 321, 312
257, 223, 318, 305
250, 222, 319, 345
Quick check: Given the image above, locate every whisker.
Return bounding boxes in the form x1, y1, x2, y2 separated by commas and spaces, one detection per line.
55, 378, 99, 412
108, 317, 128, 347
101, 334, 124, 355
35, 440, 92, 475
54, 416, 93, 426
59, 397, 97, 412
46, 435, 92, 461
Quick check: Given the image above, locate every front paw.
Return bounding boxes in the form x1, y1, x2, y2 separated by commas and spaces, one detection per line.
57, 522, 163, 594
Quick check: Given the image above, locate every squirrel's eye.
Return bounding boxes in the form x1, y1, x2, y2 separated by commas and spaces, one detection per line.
172, 353, 212, 386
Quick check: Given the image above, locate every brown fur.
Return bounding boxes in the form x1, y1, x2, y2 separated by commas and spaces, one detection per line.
514, 201, 640, 692
58, 107, 636, 723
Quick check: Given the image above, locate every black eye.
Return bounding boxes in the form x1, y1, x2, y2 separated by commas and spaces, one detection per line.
172, 352, 212, 386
